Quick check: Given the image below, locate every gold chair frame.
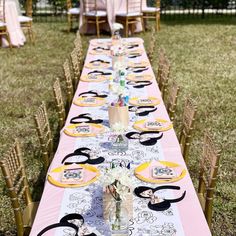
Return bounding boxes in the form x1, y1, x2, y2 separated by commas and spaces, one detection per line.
82, 0, 107, 38
116, 0, 144, 37
67, 0, 80, 32
198, 132, 220, 230
165, 81, 180, 121
63, 59, 74, 107
20, 0, 35, 43
0, 140, 39, 236
0, 0, 12, 48
157, 48, 170, 99
53, 78, 66, 130
34, 102, 53, 171
142, 0, 161, 31
179, 97, 197, 164
71, 48, 81, 89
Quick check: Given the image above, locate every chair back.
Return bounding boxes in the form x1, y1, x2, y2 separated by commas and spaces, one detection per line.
71, 48, 81, 89
165, 81, 180, 121
53, 78, 66, 130
198, 132, 220, 229
157, 48, 170, 98
0, 0, 5, 22
34, 102, 53, 171
179, 97, 197, 163
26, 0, 33, 17
83, 0, 98, 13
126, 0, 142, 14
0, 140, 32, 236
63, 59, 74, 106
147, 27, 156, 63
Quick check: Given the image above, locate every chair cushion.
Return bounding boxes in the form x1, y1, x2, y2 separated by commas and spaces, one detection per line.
68, 7, 80, 15
116, 12, 143, 17
18, 16, 32, 23
0, 21, 6, 27
83, 10, 107, 17
142, 7, 160, 13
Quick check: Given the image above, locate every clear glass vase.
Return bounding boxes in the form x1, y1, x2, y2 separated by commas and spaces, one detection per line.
109, 200, 129, 236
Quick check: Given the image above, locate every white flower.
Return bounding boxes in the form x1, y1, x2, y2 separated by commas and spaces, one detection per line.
112, 23, 124, 31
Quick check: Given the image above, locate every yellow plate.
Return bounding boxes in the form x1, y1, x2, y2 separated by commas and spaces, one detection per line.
80, 75, 110, 83
129, 97, 161, 106
73, 96, 106, 107
135, 161, 186, 184
64, 123, 105, 137
85, 62, 110, 69
133, 118, 173, 132
128, 48, 143, 55
127, 74, 153, 82
128, 61, 149, 68
48, 164, 100, 188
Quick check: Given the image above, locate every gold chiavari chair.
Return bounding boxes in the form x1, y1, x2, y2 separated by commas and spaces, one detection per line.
198, 132, 221, 230
147, 27, 156, 64
157, 48, 170, 98
71, 48, 81, 89
0, 140, 39, 236
67, 0, 80, 32
19, 0, 35, 43
179, 97, 197, 164
0, 0, 12, 48
82, 0, 107, 38
34, 102, 53, 171
116, 0, 144, 37
165, 81, 180, 121
142, 0, 161, 31
53, 78, 66, 130
63, 59, 74, 107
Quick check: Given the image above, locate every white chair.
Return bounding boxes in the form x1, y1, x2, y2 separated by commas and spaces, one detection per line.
142, 0, 160, 31
82, 0, 107, 38
67, 0, 80, 32
116, 0, 144, 37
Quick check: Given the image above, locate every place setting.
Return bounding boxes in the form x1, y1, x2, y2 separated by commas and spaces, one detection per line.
80, 70, 113, 83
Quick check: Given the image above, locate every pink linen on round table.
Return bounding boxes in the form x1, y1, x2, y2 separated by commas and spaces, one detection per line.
79, 0, 147, 34
1, 1, 25, 47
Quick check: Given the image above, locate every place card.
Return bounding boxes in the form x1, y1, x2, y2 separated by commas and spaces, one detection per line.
75, 124, 91, 134
145, 121, 163, 129
61, 167, 84, 183
83, 97, 96, 104
138, 98, 152, 104
152, 166, 176, 179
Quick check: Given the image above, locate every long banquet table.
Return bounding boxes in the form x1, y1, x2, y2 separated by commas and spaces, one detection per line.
30, 38, 212, 236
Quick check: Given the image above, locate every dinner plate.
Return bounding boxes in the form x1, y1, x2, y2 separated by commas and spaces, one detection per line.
85, 61, 111, 69
133, 118, 173, 132
48, 164, 100, 188
135, 161, 186, 184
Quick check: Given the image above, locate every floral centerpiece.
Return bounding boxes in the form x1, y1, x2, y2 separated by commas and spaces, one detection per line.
100, 166, 135, 234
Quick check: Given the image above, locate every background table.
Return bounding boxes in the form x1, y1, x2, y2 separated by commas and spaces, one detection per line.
30, 38, 212, 236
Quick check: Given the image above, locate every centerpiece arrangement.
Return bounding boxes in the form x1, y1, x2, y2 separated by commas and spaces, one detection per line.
100, 166, 135, 235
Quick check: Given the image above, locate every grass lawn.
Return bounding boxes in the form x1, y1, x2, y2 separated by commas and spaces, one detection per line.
0, 17, 235, 235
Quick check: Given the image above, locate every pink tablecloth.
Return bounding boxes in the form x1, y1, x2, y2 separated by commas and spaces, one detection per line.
2, 1, 25, 47
30, 38, 212, 236
79, 0, 148, 34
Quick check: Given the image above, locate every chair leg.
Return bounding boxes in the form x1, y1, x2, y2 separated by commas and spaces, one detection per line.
125, 18, 128, 37
96, 18, 100, 38
68, 15, 72, 32
6, 32, 12, 49
141, 16, 145, 33
156, 12, 160, 31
